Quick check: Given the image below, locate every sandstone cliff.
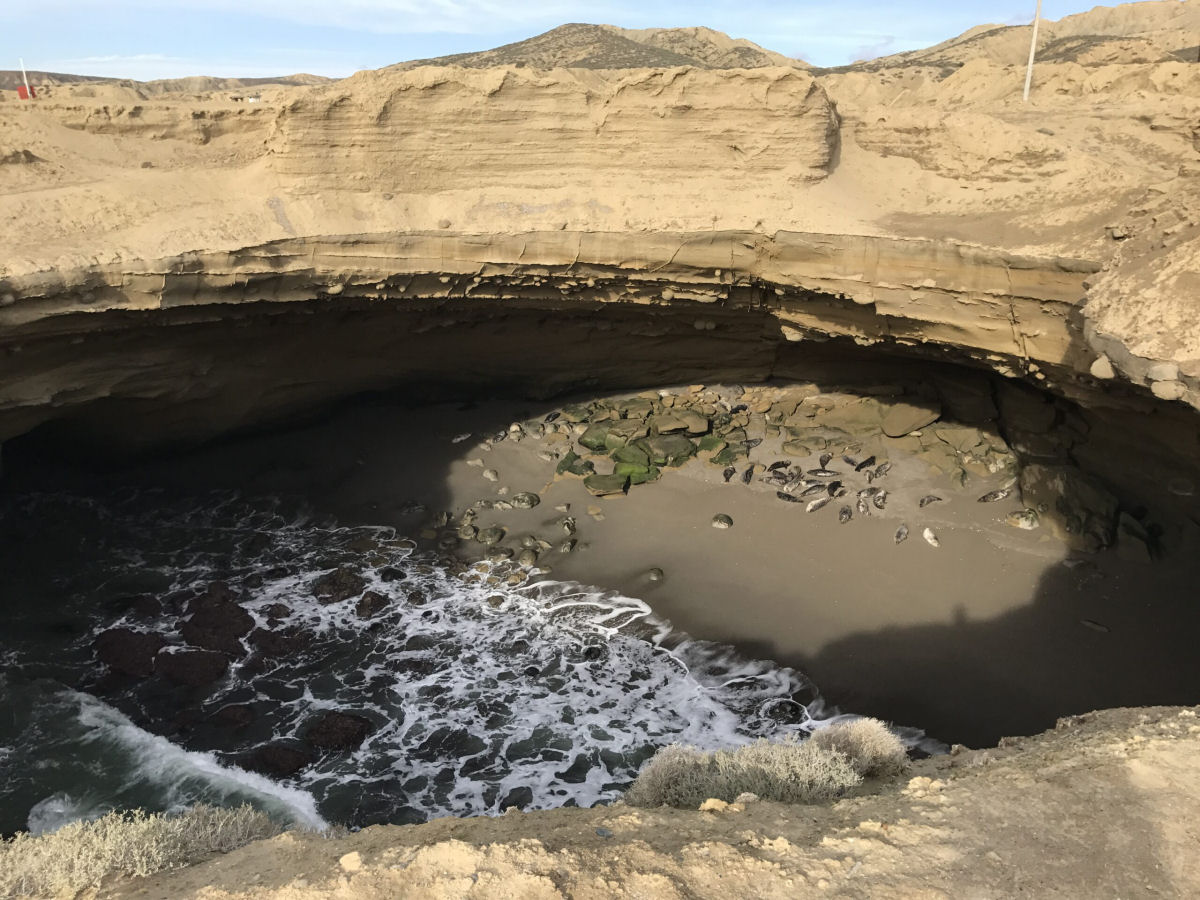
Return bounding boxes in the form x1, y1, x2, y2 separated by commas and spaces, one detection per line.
0, 1, 1197, 449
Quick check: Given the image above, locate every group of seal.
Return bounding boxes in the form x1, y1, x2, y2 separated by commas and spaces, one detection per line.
726, 448, 1016, 549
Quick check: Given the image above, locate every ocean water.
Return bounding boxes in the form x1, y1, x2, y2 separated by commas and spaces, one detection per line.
0, 488, 880, 835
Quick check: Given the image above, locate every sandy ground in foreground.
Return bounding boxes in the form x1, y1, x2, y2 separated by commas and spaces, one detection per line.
106, 705, 1200, 899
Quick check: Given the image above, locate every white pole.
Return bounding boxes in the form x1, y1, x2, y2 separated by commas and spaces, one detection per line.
19, 57, 31, 97
1023, 0, 1043, 103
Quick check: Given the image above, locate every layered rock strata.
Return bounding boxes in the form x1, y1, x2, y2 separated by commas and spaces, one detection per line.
0, 230, 1105, 449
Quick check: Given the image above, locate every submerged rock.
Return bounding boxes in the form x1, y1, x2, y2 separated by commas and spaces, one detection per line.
311, 567, 368, 604
244, 743, 312, 777
712, 513, 734, 529
155, 648, 229, 686
355, 590, 390, 618
180, 590, 254, 655
94, 627, 168, 678
511, 492, 541, 509
306, 711, 375, 751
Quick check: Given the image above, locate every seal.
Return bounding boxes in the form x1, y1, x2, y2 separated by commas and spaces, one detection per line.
723, 466, 737, 483
855, 455, 876, 472
838, 506, 853, 524
978, 487, 1013, 503
923, 527, 940, 547
894, 524, 909, 544
806, 496, 831, 513
919, 495, 942, 507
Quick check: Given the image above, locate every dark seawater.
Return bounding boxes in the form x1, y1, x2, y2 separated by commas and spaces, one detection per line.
0, 487, 904, 834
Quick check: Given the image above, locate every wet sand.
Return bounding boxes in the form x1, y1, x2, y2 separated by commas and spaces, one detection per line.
22, 386, 1200, 749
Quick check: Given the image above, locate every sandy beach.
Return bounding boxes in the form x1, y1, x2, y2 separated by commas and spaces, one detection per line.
12, 374, 1192, 751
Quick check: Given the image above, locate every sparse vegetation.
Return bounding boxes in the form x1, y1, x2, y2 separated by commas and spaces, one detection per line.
624, 718, 908, 809
0, 804, 281, 898
808, 717, 910, 777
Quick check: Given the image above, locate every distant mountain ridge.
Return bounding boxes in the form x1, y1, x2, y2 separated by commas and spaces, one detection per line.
851, 0, 1199, 70
388, 23, 806, 71
0, 70, 332, 93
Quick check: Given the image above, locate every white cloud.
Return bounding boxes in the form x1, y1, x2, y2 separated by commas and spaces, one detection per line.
28, 0, 594, 34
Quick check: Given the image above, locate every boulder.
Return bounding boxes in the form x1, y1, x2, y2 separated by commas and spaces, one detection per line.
605, 419, 648, 448
1090, 356, 1115, 380
617, 397, 654, 419
583, 473, 630, 496
649, 413, 688, 434
677, 411, 711, 435
1151, 380, 1186, 401
644, 433, 697, 466
882, 400, 941, 437
155, 648, 229, 686
578, 423, 613, 452
94, 628, 168, 678
555, 450, 595, 477
305, 711, 374, 751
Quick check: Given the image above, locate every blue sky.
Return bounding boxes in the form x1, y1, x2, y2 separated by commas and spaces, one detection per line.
1, 1, 1141, 80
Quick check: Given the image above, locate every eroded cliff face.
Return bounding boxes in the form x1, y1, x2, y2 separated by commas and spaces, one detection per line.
0, 229, 1114, 449
267, 65, 837, 195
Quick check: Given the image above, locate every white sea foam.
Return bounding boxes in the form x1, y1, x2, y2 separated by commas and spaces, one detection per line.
3, 489, 920, 827
71, 693, 327, 830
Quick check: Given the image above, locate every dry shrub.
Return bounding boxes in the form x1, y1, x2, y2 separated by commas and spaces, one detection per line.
624, 718, 909, 809
0, 804, 280, 898
624, 736, 861, 808
808, 717, 910, 777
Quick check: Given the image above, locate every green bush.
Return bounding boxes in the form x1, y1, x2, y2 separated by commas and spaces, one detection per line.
624, 717, 908, 809
0, 804, 280, 898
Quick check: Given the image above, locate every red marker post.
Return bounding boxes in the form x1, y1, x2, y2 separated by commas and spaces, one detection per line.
17, 58, 36, 99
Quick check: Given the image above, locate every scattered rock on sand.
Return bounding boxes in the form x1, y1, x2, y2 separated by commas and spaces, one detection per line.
511, 491, 540, 509
584, 473, 629, 496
